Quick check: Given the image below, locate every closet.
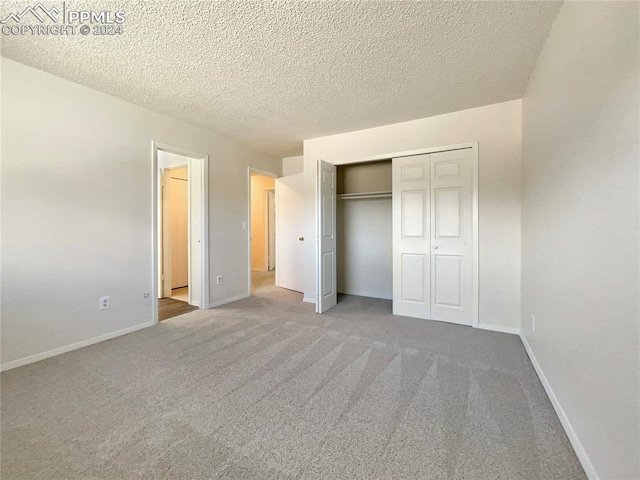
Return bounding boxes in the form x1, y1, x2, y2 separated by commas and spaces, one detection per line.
336, 160, 392, 301
317, 146, 477, 327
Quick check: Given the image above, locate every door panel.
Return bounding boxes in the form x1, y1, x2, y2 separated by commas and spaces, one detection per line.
168, 166, 189, 290
322, 251, 335, 296
430, 149, 473, 325
275, 174, 304, 292
434, 255, 462, 307
435, 188, 461, 237
401, 253, 427, 302
401, 191, 425, 237
393, 154, 431, 319
317, 160, 337, 312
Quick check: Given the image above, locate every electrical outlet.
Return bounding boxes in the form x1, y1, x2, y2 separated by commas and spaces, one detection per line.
216, 275, 223, 285
531, 314, 536, 333
143, 292, 150, 298
100, 296, 111, 310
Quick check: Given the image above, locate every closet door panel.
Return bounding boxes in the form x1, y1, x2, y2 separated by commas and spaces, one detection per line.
317, 160, 337, 313
430, 149, 473, 325
392, 154, 431, 319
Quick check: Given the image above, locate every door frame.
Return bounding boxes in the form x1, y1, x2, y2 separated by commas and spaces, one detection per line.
247, 167, 279, 293
152, 141, 210, 325
265, 188, 276, 271
316, 141, 479, 327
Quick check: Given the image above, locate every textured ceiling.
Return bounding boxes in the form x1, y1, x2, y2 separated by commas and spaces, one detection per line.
1, 1, 562, 156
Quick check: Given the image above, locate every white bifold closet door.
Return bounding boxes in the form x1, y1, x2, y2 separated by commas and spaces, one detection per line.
317, 160, 337, 313
392, 154, 432, 319
393, 149, 474, 326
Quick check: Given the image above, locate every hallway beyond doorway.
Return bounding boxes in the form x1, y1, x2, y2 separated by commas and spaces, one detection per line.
158, 297, 197, 321
252, 270, 275, 295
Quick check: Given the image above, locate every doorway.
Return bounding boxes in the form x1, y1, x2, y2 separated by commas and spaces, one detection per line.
153, 143, 209, 323
248, 168, 278, 294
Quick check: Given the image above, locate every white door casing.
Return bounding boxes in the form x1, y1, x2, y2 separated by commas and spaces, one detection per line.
275, 173, 305, 292
430, 149, 473, 325
188, 160, 203, 307
317, 160, 337, 313
392, 154, 432, 319
267, 189, 276, 271
153, 142, 209, 323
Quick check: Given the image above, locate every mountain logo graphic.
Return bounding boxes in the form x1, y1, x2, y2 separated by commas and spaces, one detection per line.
1, 3, 59, 24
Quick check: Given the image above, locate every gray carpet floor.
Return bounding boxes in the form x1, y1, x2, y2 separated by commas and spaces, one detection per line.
1, 272, 585, 479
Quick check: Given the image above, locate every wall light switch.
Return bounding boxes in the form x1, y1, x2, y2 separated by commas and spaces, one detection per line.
242, 221, 247, 230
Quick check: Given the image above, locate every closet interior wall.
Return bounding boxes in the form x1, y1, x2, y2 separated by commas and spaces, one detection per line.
336, 160, 393, 300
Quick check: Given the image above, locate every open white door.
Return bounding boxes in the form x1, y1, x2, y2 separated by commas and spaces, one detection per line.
317, 160, 337, 313
392, 154, 431, 319
275, 174, 305, 292
429, 149, 474, 325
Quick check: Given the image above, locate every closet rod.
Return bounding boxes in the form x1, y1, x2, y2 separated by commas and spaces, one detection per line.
337, 191, 392, 200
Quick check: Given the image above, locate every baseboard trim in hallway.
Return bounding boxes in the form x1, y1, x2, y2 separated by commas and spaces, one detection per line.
207, 292, 250, 308
477, 323, 521, 335
520, 333, 598, 480
0, 320, 155, 372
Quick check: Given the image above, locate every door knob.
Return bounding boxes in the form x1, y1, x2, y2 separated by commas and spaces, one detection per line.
299, 237, 304, 241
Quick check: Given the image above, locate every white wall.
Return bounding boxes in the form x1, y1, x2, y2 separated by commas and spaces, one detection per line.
1, 58, 280, 368
282, 155, 304, 176
337, 198, 392, 299
521, 3, 639, 479
303, 100, 522, 329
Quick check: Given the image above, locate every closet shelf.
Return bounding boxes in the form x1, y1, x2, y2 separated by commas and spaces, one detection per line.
337, 191, 392, 200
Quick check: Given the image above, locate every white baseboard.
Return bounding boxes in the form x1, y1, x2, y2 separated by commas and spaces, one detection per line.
0, 321, 155, 372
208, 292, 250, 308
477, 323, 521, 335
303, 296, 316, 304
519, 333, 599, 480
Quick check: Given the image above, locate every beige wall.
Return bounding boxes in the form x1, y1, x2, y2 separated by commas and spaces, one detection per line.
1, 58, 281, 368
521, 2, 639, 479
303, 100, 522, 330
282, 155, 304, 176
250, 174, 275, 271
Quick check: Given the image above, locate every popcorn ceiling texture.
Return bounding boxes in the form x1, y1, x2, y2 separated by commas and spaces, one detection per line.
0, 1, 561, 156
